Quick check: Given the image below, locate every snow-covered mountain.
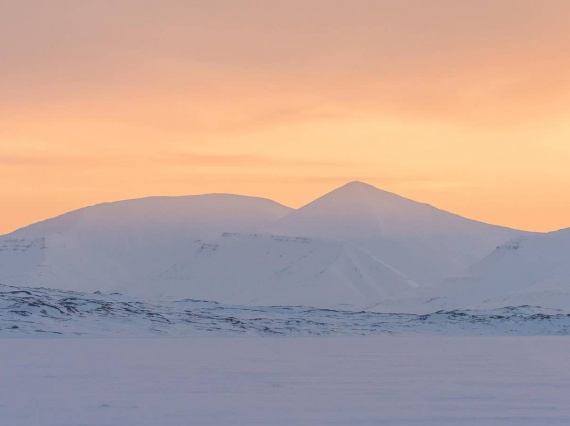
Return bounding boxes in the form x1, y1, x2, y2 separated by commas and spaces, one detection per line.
129, 233, 415, 308
9, 193, 292, 240
0, 182, 533, 310
364, 228, 570, 313
0, 194, 290, 292
426, 228, 570, 311
271, 181, 526, 286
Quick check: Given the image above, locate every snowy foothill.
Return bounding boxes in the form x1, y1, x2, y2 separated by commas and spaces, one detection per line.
2, 284, 570, 337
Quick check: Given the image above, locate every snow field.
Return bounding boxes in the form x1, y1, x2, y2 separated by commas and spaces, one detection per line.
1, 337, 570, 425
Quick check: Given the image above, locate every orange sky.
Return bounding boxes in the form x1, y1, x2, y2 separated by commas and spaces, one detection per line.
1, 0, 570, 234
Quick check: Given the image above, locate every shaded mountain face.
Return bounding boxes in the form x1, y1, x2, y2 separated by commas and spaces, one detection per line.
271, 182, 528, 286
0, 183, 530, 311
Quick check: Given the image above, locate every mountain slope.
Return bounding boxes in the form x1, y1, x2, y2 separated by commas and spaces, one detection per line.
0, 194, 292, 292
271, 181, 528, 286
430, 228, 570, 310
129, 233, 416, 308
9, 193, 292, 240
364, 228, 570, 313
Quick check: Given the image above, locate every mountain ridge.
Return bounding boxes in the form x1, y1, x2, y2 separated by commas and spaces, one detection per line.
0, 181, 545, 311
4, 182, 531, 239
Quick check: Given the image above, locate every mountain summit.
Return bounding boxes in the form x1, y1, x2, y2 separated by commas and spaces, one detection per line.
272, 181, 527, 285
273, 181, 445, 239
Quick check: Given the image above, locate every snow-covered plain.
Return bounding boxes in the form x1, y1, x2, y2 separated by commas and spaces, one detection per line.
1, 337, 570, 425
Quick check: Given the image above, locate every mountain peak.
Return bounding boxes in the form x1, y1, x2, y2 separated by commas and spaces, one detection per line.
273, 179, 522, 241
317, 181, 410, 207
269, 180, 433, 242
337, 181, 387, 193
342, 180, 376, 189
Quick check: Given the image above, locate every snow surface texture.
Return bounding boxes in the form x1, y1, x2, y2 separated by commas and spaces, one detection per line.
2, 337, 570, 425
1, 181, 549, 313
2, 284, 570, 337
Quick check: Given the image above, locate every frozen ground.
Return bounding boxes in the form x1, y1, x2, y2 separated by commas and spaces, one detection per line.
1, 337, 570, 425
3, 284, 570, 336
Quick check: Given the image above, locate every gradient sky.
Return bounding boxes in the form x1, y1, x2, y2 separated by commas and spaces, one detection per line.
1, 0, 570, 234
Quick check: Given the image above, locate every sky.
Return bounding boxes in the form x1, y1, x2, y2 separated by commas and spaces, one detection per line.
1, 0, 570, 234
